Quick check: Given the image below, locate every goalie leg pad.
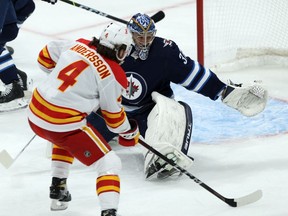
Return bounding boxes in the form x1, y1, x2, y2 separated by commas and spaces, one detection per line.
143, 92, 193, 179
178, 101, 193, 154
145, 91, 193, 151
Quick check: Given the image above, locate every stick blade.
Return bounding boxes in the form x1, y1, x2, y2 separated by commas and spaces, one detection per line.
0, 150, 14, 169
228, 189, 263, 207
151, 11, 165, 23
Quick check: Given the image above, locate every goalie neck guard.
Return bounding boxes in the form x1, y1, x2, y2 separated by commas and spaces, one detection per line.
127, 13, 157, 60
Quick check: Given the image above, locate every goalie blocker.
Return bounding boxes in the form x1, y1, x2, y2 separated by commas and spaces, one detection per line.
144, 92, 193, 180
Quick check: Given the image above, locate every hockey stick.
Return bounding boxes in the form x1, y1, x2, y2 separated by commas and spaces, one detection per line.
0, 134, 36, 169
139, 138, 262, 207
59, 0, 165, 24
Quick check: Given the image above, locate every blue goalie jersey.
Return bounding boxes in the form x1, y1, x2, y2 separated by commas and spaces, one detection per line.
121, 37, 226, 111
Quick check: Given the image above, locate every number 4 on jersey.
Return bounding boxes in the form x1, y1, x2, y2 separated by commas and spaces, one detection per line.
57, 60, 89, 92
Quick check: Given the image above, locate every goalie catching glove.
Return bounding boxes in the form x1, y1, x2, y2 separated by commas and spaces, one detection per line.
118, 119, 140, 147
222, 80, 268, 117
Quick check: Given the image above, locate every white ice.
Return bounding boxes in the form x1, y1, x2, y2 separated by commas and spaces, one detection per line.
1, 1, 288, 216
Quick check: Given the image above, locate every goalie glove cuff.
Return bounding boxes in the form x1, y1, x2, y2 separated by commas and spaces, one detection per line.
222, 85, 234, 100
221, 80, 243, 100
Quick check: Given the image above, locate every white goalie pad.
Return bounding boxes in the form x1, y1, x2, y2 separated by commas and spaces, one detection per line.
144, 92, 193, 177
145, 91, 188, 149
222, 82, 268, 117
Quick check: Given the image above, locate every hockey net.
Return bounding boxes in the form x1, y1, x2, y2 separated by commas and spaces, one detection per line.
197, 0, 288, 71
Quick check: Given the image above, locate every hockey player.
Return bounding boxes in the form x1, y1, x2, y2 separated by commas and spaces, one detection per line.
87, 13, 268, 180
0, 0, 35, 109
28, 23, 139, 216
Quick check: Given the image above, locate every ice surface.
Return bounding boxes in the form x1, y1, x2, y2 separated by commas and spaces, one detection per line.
0, 1, 288, 216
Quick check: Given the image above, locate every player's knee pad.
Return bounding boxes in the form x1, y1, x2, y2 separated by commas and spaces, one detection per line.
93, 151, 122, 176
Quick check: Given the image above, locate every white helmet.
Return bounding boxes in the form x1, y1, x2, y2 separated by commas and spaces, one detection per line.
99, 23, 133, 61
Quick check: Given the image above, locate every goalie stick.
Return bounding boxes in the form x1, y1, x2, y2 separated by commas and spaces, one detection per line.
139, 138, 262, 207
0, 134, 36, 169
59, 0, 165, 24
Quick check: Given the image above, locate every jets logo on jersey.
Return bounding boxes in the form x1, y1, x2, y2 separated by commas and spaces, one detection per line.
163, 39, 172, 48
126, 74, 139, 97
122, 72, 147, 104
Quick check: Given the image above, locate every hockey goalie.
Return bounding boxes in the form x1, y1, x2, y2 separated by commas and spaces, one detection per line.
143, 81, 268, 180
143, 92, 194, 180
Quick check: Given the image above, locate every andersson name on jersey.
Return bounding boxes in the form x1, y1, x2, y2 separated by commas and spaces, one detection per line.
70, 44, 111, 80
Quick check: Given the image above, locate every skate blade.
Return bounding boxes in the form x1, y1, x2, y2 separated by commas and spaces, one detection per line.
50, 199, 69, 211
157, 168, 182, 180
0, 96, 29, 112
145, 162, 167, 180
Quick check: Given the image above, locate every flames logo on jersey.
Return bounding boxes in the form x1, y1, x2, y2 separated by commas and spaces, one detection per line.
122, 72, 147, 104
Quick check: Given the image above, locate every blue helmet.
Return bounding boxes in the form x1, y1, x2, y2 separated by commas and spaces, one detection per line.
127, 13, 157, 60
127, 13, 156, 34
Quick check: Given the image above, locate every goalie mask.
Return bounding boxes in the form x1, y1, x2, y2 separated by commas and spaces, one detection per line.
127, 13, 157, 60
99, 23, 133, 62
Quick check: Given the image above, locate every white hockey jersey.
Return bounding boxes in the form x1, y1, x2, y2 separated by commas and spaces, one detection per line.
28, 38, 131, 133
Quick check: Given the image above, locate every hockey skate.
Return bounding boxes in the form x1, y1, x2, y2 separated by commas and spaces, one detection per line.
145, 157, 167, 180
0, 81, 24, 103
17, 69, 28, 91
145, 159, 183, 180
157, 167, 182, 180
101, 209, 117, 216
50, 177, 72, 211
157, 155, 194, 180
145, 150, 194, 180
0, 81, 31, 112
145, 152, 181, 180
0, 70, 33, 112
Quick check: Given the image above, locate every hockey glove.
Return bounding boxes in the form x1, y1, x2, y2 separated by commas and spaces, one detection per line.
222, 80, 268, 117
41, 0, 57, 4
118, 119, 140, 147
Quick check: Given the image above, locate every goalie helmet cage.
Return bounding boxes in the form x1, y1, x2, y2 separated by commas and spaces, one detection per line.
196, 0, 288, 71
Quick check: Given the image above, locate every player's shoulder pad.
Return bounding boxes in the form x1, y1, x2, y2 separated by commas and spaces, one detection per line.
154, 37, 177, 49
77, 38, 91, 46
77, 38, 97, 50
151, 37, 179, 59
103, 57, 128, 89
